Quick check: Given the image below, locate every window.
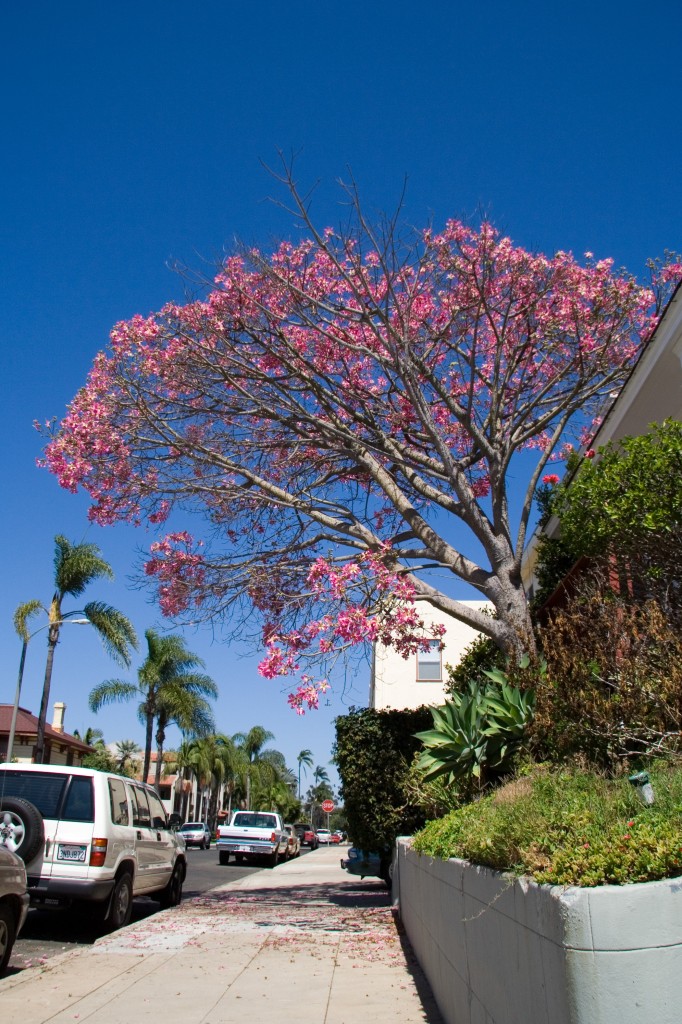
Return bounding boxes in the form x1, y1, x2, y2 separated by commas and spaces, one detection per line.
417, 640, 442, 681
0, 770, 68, 818
232, 812, 277, 829
146, 789, 167, 830
108, 778, 130, 826
130, 786, 151, 828
61, 777, 94, 822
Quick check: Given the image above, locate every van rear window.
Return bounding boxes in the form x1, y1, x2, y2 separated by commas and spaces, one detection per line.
0, 770, 68, 819
0, 771, 95, 822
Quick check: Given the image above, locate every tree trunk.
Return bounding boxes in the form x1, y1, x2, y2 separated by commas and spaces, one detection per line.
154, 724, 165, 790
34, 623, 60, 764
142, 712, 154, 783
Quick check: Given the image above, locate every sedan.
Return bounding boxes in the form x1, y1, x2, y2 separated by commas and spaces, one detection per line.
0, 845, 29, 973
283, 824, 301, 859
179, 822, 212, 849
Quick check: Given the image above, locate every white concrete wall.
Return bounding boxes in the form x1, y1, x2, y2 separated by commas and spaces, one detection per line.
395, 840, 682, 1024
370, 602, 493, 710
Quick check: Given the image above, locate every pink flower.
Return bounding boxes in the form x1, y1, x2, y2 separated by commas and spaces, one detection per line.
542, 474, 560, 486
585, 449, 595, 459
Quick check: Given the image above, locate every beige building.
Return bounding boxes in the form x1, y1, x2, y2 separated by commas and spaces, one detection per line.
369, 601, 493, 710
0, 703, 92, 765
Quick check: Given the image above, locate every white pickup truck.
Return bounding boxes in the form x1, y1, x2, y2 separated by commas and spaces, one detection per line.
216, 811, 289, 867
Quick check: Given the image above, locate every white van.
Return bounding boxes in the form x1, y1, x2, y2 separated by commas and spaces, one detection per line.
0, 763, 186, 930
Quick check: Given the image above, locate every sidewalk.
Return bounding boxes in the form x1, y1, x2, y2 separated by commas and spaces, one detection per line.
0, 845, 444, 1024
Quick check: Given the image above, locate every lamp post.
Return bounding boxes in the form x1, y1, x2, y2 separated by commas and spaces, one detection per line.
7, 617, 90, 763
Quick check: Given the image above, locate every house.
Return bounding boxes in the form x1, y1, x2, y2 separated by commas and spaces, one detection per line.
369, 601, 493, 710
0, 702, 92, 765
523, 280, 682, 602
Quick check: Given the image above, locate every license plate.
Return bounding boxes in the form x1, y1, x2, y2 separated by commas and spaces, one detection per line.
236, 845, 251, 853
57, 844, 87, 862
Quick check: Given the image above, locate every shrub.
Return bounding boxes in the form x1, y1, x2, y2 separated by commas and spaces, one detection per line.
532, 582, 682, 769
444, 634, 504, 699
416, 671, 535, 792
412, 762, 682, 886
334, 705, 433, 855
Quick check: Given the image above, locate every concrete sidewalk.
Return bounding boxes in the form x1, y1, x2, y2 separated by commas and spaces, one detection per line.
0, 845, 443, 1024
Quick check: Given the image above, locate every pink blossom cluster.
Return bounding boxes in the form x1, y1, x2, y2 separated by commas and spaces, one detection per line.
258, 552, 445, 710
286, 678, 330, 715
144, 532, 206, 617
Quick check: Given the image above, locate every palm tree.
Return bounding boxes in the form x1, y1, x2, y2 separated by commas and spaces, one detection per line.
313, 764, 330, 788
115, 739, 141, 775
34, 536, 138, 763
186, 734, 240, 826
296, 749, 314, 801
88, 629, 217, 783
233, 726, 275, 809
73, 726, 105, 747
171, 739, 198, 818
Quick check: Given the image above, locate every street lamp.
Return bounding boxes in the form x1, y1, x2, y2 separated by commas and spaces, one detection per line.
7, 617, 90, 763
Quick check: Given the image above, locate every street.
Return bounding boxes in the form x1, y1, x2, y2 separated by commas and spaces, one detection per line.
9, 844, 312, 973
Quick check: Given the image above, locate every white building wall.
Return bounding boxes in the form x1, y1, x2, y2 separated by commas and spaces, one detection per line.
370, 601, 493, 710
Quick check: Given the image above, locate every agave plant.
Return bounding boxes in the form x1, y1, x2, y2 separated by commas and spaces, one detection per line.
415, 663, 536, 790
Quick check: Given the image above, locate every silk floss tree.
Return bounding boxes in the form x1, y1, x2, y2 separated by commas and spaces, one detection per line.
42, 172, 682, 711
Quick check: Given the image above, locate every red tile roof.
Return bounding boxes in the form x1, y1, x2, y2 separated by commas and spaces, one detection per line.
0, 705, 92, 753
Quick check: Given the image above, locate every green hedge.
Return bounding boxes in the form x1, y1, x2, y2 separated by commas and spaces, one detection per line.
334, 705, 433, 854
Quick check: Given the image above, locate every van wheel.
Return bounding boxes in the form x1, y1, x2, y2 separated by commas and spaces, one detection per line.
0, 904, 17, 974
0, 798, 44, 863
268, 848, 279, 868
158, 863, 184, 909
219, 851, 230, 865
107, 873, 133, 931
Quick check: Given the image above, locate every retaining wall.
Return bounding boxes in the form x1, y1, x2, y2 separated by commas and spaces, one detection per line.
394, 839, 682, 1024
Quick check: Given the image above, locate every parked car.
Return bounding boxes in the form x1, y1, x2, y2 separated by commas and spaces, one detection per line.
0, 845, 29, 973
330, 831, 341, 844
316, 828, 332, 844
341, 847, 393, 888
0, 762, 186, 931
179, 822, 211, 849
294, 822, 319, 849
216, 810, 289, 866
283, 824, 301, 859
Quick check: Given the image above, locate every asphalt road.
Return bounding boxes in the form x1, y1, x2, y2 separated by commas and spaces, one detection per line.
8, 844, 308, 974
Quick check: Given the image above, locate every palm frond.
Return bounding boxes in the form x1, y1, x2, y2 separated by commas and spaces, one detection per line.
83, 602, 138, 666
13, 600, 44, 641
88, 679, 139, 712
54, 535, 114, 598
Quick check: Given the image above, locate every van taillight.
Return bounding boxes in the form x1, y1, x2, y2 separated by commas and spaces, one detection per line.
89, 838, 108, 867
270, 832, 277, 842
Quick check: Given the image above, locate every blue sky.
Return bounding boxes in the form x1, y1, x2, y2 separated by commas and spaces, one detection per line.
2, 0, 681, 786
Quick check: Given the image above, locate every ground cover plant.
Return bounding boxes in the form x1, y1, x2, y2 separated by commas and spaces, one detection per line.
412, 762, 682, 886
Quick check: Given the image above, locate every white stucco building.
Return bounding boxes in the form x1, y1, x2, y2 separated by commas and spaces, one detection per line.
369, 601, 493, 710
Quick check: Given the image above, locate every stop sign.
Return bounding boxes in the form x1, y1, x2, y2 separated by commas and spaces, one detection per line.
321, 799, 335, 813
